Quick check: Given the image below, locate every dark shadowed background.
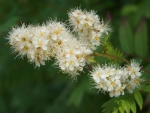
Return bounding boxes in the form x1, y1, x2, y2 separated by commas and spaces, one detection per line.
0, 0, 150, 113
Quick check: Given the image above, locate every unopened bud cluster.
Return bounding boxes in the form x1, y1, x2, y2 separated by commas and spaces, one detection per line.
90, 60, 142, 97
8, 8, 110, 78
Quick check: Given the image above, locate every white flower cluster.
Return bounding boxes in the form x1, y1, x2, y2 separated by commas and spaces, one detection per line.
8, 8, 111, 78
90, 60, 142, 97
68, 8, 111, 50
8, 25, 51, 67
8, 22, 92, 77
55, 39, 92, 78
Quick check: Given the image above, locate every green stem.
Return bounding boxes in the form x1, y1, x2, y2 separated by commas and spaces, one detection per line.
94, 52, 129, 63
141, 80, 150, 83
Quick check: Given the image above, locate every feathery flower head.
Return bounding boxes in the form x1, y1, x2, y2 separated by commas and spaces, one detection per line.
54, 38, 92, 79
8, 24, 52, 67
68, 8, 112, 50
90, 61, 142, 97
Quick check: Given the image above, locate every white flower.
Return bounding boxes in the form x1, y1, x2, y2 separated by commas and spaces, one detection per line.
54, 38, 92, 78
8, 24, 33, 56
47, 21, 69, 42
90, 61, 142, 97
98, 19, 112, 35
8, 24, 53, 67
109, 85, 126, 97
68, 8, 111, 51
33, 38, 49, 50
33, 25, 50, 38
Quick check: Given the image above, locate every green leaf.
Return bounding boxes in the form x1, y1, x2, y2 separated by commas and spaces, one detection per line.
102, 95, 140, 113
121, 4, 138, 16
102, 97, 126, 113
105, 43, 123, 59
122, 99, 130, 113
143, 65, 150, 79
119, 19, 134, 54
87, 57, 97, 63
134, 91, 143, 110
0, 17, 19, 34
133, 0, 150, 27
104, 33, 111, 42
145, 9, 150, 18
68, 78, 95, 107
141, 83, 150, 92
68, 82, 84, 107
118, 105, 125, 113
102, 37, 123, 63
112, 110, 118, 113
68, 79, 90, 107
128, 96, 136, 113
102, 98, 117, 113
134, 19, 148, 57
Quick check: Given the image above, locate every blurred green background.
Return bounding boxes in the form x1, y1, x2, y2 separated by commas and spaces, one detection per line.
0, 0, 150, 113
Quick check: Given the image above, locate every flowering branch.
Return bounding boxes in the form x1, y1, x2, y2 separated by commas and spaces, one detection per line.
93, 52, 150, 75
7, 7, 148, 98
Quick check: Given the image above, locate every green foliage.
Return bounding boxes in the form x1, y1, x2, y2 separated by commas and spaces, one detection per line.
141, 83, 150, 92
0, 17, 19, 34
119, 3, 149, 58
68, 78, 93, 107
119, 19, 134, 54
121, 4, 138, 16
134, 19, 148, 57
141, 64, 150, 92
103, 34, 123, 62
102, 92, 143, 113
133, 0, 150, 27
134, 91, 143, 110
145, 10, 150, 19
87, 57, 97, 64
